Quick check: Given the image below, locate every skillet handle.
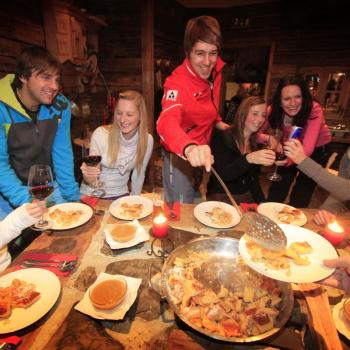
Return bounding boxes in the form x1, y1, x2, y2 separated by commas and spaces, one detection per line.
148, 262, 165, 299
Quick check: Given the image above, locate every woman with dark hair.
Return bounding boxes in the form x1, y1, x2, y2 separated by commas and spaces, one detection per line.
207, 96, 275, 204
266, 74, 331, 207
157, 16, 229, 204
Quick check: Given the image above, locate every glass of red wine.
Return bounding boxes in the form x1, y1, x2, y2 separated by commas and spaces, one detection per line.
81, 146, 104, 191
265, 129, 283, 182
28, 164, 54, 230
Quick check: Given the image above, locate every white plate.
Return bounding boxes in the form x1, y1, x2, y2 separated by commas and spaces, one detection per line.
0, 268, 61, 333
257, 202, 307, 226
109, 195, 153, 220
46, 202, 93, 230
104, 220, 150, 249
239, 224, 338, 283
193, 201, 241, 229
333, 299, 350, 339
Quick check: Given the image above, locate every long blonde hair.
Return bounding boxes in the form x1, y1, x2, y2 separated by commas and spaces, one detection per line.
107, 90, 148, 172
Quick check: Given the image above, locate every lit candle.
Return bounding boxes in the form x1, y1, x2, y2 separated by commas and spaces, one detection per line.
152, 213, 169, 239
323, 220, 345, 246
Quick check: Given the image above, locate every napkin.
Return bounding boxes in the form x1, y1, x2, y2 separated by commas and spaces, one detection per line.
0, 336, 21, 347
104, 220, 149, 249
74, 273, 142, 320
164, 201, 180, 221
16, 252, 77, 277
240, 203, 258, 213
81, 194, 99, 208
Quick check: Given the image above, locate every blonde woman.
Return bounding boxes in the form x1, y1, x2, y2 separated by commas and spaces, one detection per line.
80, 90, 154, 199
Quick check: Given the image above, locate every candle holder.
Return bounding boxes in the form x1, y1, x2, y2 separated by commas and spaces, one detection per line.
322, 220, 345, 247
147, 234, 174, 263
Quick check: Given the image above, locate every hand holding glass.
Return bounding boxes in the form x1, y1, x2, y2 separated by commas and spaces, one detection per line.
28, 164, 53, 230
265, 129, 283, 182
82, 145, 104, 188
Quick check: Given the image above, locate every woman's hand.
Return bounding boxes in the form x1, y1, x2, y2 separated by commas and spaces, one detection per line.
283, 139, 307, 164
246, 149, 276, 166
81, 162, 101, 185
25, 200, 46, 219
319, 255, 350, 294
185, 145, 214, 172
313, 209, 335, 225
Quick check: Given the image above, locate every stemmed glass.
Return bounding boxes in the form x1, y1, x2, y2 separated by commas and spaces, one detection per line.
265, 129, 283, 182
28, 164, 54, 230
82, 146, 105, 197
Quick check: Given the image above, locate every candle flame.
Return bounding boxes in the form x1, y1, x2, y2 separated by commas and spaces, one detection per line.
328, 220, 344, 233
153, 213, 167, 224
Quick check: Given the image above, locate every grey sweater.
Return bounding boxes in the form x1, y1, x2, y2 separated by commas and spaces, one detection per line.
298, 155, 350, 212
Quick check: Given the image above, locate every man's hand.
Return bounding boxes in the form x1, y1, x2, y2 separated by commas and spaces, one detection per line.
215, 121, 230, 131
184, 145, 214, 172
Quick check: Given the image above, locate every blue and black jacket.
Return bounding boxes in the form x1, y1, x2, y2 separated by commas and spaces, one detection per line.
0, 74, 80, 212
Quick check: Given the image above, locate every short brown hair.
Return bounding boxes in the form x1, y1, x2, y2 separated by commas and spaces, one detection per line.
13, 46, 61, 89
184, 16, 222, 56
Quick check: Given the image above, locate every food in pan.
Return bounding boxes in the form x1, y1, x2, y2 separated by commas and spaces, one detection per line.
277, 206, 303, 224
49, 208, 83, 227
245, 236, 313, 274
205, 207, 232, 226
167, 251, 282, 338
0, 279, 40, 318
89, 279, 127, 310
119, 203, 143, 219
111, 223, 137, 242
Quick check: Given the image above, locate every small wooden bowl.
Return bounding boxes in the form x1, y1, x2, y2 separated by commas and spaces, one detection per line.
111, 223, 136, 242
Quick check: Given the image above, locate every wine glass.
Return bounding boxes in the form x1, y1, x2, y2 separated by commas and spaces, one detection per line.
81, 146, 105, 197
265, 129, 283, 182
28, 164, 54, 230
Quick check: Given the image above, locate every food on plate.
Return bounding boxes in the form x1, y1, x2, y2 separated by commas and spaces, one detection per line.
49, 208, 83, 227
205, 207, 232, 226
343, 299, 350, 324
0, 278, 41, 318
245, 235, 312, 274
119, 203, 143, 219
277, 206, 303, 224
167, 252, 282, 338
89, 279, 127, 310
289, 241, 313, 255
111, 223, 137, 242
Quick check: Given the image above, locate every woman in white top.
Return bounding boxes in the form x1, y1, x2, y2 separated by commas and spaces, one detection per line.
80, 90, 154, 199
0, 201, 45, 272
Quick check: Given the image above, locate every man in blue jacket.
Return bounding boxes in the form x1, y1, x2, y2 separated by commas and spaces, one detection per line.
0, 46, 80, 219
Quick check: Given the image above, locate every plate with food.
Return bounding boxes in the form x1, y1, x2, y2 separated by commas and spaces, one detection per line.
239, 224, 338, 283
193, 201, 241, 229
104, 220, 149, 249
0, 268, 61, 333
333, 298, 350, 340
109, 195, 153, 220
46, 202, 93, 230
257, 202, 307, 226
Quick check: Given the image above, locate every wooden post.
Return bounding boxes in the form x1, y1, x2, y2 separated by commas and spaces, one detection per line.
141, 0, 154, 133
41, 0, 59, 57
141, 0, 155, 190
264, 40, 275, 102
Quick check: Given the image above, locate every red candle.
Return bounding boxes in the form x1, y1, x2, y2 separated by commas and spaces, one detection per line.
152, 213, 169, 239
323, 220, 345, 246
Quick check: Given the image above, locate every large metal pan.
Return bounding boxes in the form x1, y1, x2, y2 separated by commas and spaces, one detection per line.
160, 236, 294, 343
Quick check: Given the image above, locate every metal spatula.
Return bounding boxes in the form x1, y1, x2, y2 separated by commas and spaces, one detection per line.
210, 167, 286, 251
243, 212, 287, 251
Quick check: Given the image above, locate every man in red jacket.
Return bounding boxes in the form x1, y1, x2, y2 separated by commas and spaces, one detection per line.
157, 16, 229, 204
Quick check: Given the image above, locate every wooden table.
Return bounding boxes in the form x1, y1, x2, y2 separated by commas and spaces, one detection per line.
2, 201, 350, 349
